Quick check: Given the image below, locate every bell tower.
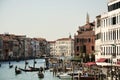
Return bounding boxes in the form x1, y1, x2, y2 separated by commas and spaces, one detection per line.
86, 13, 90, 24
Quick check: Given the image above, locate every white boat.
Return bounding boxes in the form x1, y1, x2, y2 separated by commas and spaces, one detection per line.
59, 73, 72, 80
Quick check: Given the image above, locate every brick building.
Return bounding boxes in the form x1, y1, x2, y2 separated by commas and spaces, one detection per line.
74, 14, 95, 62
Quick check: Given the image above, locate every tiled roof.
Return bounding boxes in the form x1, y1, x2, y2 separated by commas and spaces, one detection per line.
48, 41, 56, 43
75, 31, 95, 38
57, 38, 73, 41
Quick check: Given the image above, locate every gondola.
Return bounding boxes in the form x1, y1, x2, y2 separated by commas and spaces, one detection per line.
38, 72, 44, 78
19, 67, 39, 72
28, 66, 39, 71
15, 69, 21, 74
29, 66, 48, 71
9, 64, 13, 68
37, 67, 44, 78
15, 66, 21, 75
9, 60, 13, 68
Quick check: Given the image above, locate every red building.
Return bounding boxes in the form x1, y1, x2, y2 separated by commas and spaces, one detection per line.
74, 14, 95, 62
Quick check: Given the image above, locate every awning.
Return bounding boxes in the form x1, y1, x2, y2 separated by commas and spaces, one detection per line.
96, 58, 107, 62
117, 62, 120, 65
85, 62, 96, 66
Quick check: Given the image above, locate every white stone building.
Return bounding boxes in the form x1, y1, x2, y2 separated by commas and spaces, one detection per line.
95, 0, 120, 65
55, 37, 74, 57
48, 37, 74, 58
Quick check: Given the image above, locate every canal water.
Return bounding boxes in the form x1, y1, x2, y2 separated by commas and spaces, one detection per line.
0, 59, 60, 80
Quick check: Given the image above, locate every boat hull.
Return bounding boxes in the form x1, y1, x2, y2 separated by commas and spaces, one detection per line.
19, 68, 39, 72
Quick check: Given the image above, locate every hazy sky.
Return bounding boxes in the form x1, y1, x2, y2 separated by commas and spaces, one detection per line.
0, 0, 107, 41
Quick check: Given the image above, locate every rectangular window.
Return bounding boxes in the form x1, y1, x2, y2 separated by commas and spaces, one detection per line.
106, 47, 108, 55
119, 15, 120, 24
76, 38, 79, 43
0, 40, 2, 49
101, 33, 103, 41
117, 29, 119, 40
103, 47, 105, 55
117, 46, 119, 55
119, 2, 120, 8
113, 30, 116, 40
109, 31, 110, 40
119, 46, 120, 55
88, 38, 91, 42
119, 29, 120, 39
112, 17, 116, 25
92, 46, 94, 51
97, 19, 101, 27
117, 15, 118, 24
103, 32, 104, 41
96, 33, 101, 40
103, 20, 105, 27
108, 2, 120, 11
76, 46, 79, 52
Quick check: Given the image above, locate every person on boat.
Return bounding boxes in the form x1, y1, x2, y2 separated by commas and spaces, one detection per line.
15, 65, 21, 74
39, 67, 43, 72
38, 66, 44, 78
53, 66, 57, 76
9, 61, 11, 66
38, 70, 44, 78
15, 66, 17, 71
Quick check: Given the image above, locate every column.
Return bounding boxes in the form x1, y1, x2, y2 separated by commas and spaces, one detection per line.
111, 30, 112, 41
116, 29, 117, 40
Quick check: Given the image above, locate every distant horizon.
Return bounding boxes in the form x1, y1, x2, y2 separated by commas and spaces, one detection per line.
0, 0, 107, 41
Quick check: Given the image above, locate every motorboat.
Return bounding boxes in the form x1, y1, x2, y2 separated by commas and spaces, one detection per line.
59, 73, 72, 80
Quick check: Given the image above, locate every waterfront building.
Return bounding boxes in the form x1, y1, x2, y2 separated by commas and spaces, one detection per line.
48, 41, 56, 57
74, 14, 95, 62
30, 39, 40, 58
0, 33, 27, 60
35, 38, 49, 57
0, 33, 49, 60
0, 37, 3, 60
95, 0, 120, 65
55, 36, 74, 57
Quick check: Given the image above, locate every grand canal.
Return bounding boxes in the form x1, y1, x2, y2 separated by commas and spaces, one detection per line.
0, 59, 60, 80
